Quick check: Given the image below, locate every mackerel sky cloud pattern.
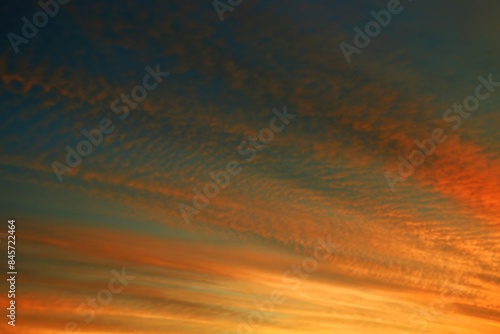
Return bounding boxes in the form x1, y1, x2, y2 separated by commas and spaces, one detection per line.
0, 0, 499, 333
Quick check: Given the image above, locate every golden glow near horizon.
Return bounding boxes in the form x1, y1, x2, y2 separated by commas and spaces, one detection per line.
0, 0, 499, 333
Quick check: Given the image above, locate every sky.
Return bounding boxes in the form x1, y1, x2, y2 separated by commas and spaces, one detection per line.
0, 0, 499, 333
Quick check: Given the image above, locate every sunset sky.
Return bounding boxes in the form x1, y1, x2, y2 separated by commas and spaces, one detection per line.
0, 0, 499, 333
